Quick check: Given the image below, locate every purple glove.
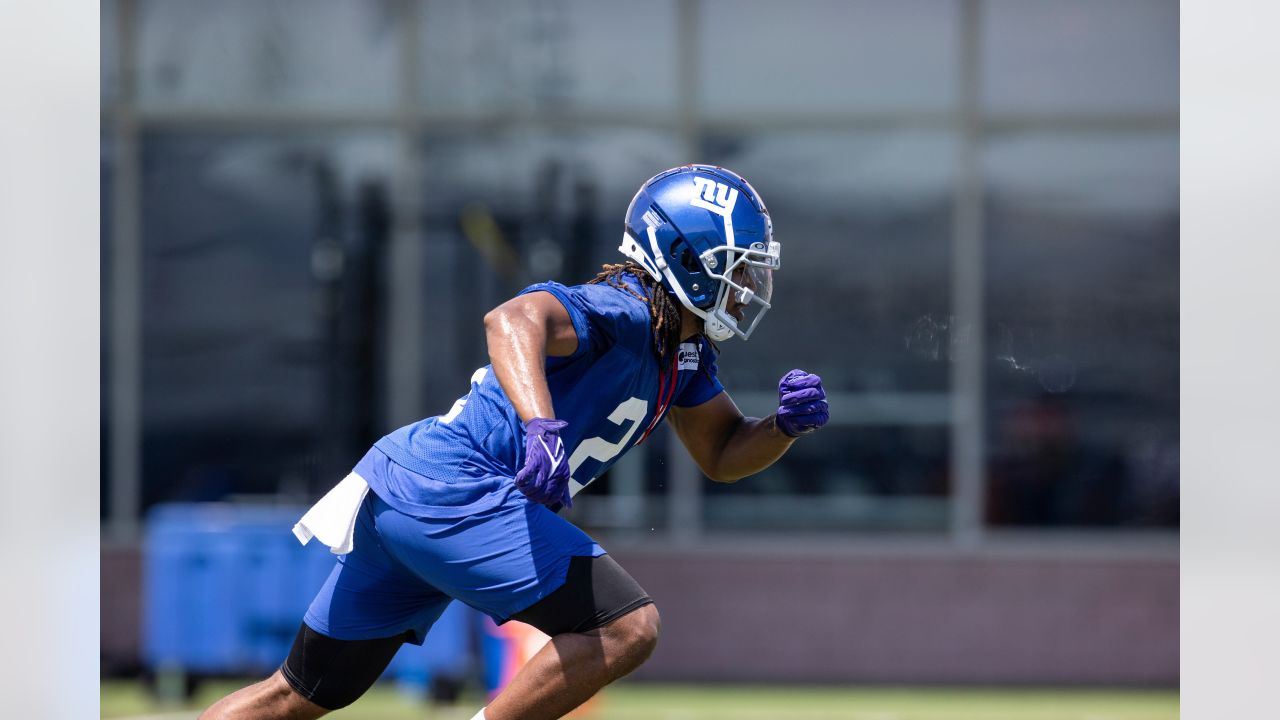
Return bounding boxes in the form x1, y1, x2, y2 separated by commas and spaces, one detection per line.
514, 417, 574, 508
775, 369, 829, 438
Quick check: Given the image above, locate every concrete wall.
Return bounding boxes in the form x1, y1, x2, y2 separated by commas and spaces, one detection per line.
610, 542, 1178, 686
101, 542, 143, 673
101, 539, 1178, 685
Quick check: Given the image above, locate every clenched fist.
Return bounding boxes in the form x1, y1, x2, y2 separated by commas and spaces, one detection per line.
774, 369, 829, 437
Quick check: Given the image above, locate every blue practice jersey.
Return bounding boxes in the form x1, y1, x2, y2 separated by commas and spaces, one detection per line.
371, 273, 724, 518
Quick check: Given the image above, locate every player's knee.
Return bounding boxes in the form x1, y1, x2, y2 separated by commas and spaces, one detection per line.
607, 602, 660, 662
199, 672, 327, 720
279, 660, 364, 713
268, 672, 332, 718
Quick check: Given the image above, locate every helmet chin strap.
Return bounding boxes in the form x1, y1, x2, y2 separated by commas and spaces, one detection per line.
701, 315, 735, 342
669, 289, 736, 342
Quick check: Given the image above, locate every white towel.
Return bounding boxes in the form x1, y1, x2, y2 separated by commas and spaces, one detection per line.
291, 472, 371, 555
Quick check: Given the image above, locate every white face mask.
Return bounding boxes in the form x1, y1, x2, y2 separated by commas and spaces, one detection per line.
696, 240, 781, 341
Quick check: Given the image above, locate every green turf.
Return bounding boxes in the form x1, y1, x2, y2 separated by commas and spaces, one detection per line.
100, 679, 1178, 720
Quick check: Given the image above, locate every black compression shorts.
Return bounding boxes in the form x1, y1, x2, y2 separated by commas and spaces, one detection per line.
281, 553, 652, 709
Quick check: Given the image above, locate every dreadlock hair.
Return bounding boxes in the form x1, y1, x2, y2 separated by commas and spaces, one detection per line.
588, 261, 685, 370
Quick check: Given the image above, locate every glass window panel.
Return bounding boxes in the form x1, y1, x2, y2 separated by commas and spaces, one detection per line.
420, 0, 678, 114
703, 130, 955, 394
417, 127, 685, 411
984, 131, 1178, 215
137, 0, 398, 111
704, 425, 951, 532
695, 129, 955, 533
140, 131, 396, 508
982, 0, 1178, 115
699, 0, 958, 116
983, 130, 1178, 528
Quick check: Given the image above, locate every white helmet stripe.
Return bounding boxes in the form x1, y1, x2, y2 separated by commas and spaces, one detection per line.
689, 180, 739, 248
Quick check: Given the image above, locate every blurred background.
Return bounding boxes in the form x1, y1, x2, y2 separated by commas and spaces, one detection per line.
100, 0, 1177, 714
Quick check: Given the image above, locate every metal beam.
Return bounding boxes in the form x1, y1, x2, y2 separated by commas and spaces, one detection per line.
949, 0, 987, 548
666, 0, 704, 543
384, 0, 428, 429
676, 0, 701, 162
107, 0, 142, 541
105, 109, 1177, 134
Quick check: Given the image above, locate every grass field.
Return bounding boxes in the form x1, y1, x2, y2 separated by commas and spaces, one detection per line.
101, 679, 1177, 720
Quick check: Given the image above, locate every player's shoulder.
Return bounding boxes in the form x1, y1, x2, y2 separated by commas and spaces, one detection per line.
523, 276, 643, 310
570, 277, 650, 319
575, 281, 652, 351
522, 275, 651, 346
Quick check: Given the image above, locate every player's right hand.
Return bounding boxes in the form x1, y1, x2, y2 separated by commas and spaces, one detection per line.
775, 369, 829, 437
514, 417, 574, 508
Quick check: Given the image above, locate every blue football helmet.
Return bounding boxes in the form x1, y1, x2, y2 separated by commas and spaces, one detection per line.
620, 164, 780, 341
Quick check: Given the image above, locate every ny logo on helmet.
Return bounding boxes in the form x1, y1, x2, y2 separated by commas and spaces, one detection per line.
690, 177, 738, 217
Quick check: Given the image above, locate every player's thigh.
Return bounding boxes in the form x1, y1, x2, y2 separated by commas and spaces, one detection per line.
279, 623, 409, 712
304, 495, 453, 645
369, 491, 615, 625
510, 553, 655, 637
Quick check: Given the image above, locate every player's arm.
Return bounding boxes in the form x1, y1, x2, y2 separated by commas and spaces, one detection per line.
483, 291, 578, 423
667, 369, 829, 483
667, 392, 793, 483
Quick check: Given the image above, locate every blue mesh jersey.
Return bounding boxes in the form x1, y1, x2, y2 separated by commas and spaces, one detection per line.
370, 273, 724, 519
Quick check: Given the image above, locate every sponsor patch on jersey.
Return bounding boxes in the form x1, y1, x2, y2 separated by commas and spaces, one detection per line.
677, 342, 701, 371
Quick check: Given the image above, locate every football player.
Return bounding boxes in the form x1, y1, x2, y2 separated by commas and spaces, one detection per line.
199, 165, 829, 720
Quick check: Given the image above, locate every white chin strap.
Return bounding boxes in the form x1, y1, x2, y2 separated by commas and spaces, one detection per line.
619, 229, 740, 341
700, 314, 736, 342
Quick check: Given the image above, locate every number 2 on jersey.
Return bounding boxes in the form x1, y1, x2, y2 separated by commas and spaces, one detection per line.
567, 397, 648, 495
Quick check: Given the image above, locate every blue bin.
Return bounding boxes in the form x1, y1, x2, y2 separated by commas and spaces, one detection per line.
143, 503, 330, 674
142, 502, 480, 686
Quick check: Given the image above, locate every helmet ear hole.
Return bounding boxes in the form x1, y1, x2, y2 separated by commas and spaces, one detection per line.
679, 248, 701, 273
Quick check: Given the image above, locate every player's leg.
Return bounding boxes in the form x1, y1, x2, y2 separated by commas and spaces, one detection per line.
484, 554, 660, 720
197, 669, 324, 720
367, 488, 659, 720
484, 605, 660, 720
198, 626, 407, 719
